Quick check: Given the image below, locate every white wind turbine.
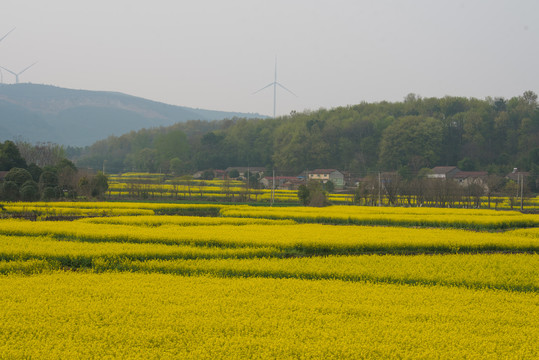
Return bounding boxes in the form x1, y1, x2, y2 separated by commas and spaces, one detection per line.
0, 62, 37, 84
0, 28, 15, 44
0, 28, 16, 84
252, 58, 297, 118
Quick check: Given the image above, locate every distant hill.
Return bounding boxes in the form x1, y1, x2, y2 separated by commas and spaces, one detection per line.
0, 84, 266, 146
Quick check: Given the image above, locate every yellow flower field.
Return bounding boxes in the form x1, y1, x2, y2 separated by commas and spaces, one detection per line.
0, 200, 537, 358
0, 274, 537, 359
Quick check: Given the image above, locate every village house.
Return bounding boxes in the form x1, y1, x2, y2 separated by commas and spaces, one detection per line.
453, 171, 488, 188
308, 169, 345, 189
427, 166, 461, 179
260, 176, 304, 190
506, 168, 530, 182
428, 166, 489, 189
225, 167, 266, 179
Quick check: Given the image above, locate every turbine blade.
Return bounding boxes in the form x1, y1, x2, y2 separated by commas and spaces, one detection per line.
18, 62, 37, 75
252, 82, 274, 95
276, 82, 298, 97
0, 28, 15, 43
0, 66, 16, 76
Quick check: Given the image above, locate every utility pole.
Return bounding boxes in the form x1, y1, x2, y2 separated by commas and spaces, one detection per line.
247, 165, 250, 203
378, 172, 382, 207
516, 172, 520, 199
520, 173, 524, 211
271, 169, 275, 206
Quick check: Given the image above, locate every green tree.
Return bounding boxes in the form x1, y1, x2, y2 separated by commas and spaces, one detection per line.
27, 164, 43, 182
1, 181, 19, 201
0, 141, 27, 171
4, 168, 33, 187
136, 148, 158, 173
323, 180, 335, 193
228, 169, 240, 179
155, 130, 189, 166
39, 171, 59, 190
298, 184, 310, 206
91, 172, 109, 198
41, 186, 60, 201
379, 116, 443, 170
457, 157, 477, 171
202, 170, 215, 180
20, 180, 40, 201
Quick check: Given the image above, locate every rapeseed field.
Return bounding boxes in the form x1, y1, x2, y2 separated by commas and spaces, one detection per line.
0, 202, 537, 358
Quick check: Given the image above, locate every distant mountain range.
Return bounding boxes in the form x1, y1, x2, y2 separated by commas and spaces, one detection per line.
0, 84, 266, 146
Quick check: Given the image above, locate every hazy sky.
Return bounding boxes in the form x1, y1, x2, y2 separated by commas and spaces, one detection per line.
1, 0, 538, 117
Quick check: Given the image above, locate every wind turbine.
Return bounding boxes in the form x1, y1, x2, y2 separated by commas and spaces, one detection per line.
0, 62, 37, 84
0, 28, 15, 44
252, 58, 297, 118
0, 28, 16, 84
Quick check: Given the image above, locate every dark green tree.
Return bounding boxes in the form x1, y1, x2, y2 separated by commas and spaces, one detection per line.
1, 181, 20, 201
91, 172, 109, 198
297, 184, 310, 206
202, 170, 215, 180
20, 180, 40, 201
457, 157, 477, 171
4, 168, 33, 187
228, 169, 240, 179
0, 141, 27, 171
27, 164, 43, 182
39, 171, 59, 190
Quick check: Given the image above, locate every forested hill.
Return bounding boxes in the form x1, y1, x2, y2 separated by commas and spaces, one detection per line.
0, 84, 266, 146
76, 92, 539, 176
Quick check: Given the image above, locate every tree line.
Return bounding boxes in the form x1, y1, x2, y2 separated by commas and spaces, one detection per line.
0, 141, 108, 201
66, 92, 539, 181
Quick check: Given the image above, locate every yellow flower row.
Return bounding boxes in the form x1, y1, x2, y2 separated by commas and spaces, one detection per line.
0, 273, 536, 359
1, 232, 536, 291
0, 235, 282, 266
0, 219, 537, 253
220, 205, 539, 229
78, 215, 295, 226
99, 254, 539, 292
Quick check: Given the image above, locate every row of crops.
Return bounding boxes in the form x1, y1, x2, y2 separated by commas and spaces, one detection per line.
3, 201, 538, 229
0, 201, 537, 358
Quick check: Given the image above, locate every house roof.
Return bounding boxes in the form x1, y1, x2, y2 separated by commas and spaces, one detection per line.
263, 176, 299, 181
310, 169, 340, 175
506, 171, 530, 181
225, 167, 265, 173
431, 166, 460, 175
453, 171, 488, 179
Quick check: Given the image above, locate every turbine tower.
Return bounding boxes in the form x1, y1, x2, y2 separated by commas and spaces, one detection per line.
0, 62, 37, 84
253, 58, 297, 118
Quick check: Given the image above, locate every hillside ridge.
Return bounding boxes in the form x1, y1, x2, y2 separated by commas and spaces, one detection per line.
0, 83, 265, 146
